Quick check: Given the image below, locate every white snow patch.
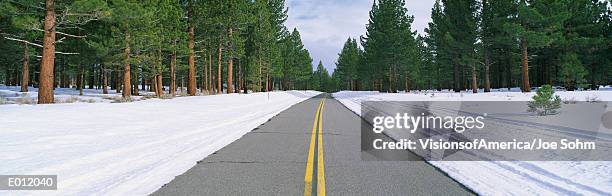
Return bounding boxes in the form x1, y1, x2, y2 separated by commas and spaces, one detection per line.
0, 90, 321, 195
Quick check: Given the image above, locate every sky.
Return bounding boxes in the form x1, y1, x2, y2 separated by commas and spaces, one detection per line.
284, 0, 436, 73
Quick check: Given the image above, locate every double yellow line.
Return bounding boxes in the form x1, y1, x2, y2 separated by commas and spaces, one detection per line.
304, 98, 326, 196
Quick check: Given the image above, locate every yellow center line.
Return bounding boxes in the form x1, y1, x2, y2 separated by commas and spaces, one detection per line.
317, 99, 326, 196
304, 99, 323, 196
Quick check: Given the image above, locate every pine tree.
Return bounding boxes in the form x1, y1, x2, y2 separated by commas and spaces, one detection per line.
515, 0, 568, 92
312, 61, 331, 92
110, 0, 147, 98
361, 0, 418, 92
479, 0, 519, 91
425, 0, 451, 91
335, 38, 361, 90
561, 0, 610, 90
185, 0, 197, 96
286, 29, 313, 90
2, 0, 107, 102
441, 0, 478, 93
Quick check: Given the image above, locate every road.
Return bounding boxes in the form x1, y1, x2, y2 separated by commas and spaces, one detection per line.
153, 94, 474, 195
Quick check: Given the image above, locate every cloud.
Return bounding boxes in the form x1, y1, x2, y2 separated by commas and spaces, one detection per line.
284, 0, 435, 73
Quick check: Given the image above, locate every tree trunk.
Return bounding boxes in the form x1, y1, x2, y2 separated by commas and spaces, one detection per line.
96, 64, 104, 89
60, 56, 66, 87
76, 65, 82, 91
180, 77, 184, 94
16, 68, 21, 86
79, 65, 84, 96
187, 0, 196, 96
102, 64, 108, 94
122, 31, 131, 97
471, 63, 478, 93
133, 83, 138, 96
156, 74, 164, 97
452, 62, 460, 92
38, 0, 56, 104
484, 52, 491, 92
208, 49, 213, 93
21, 44, 29, 92
53, 59, 56, 89
170, 44, 177, 96
115, 68, 120, 92
265, 68, 269, 92
258, 57, 262, 92
89, 64, 95, 89
520, 36, 530, 92
217, 44, 222, 94
404, 74, 410, 92
238, 59, 242, 93
149, 76, 157, 95
4, 66, 9, 85
202, 50, 207, 93
111, 67, 115, 90
141, 67, 145, 91
227, 28, 234, 94
132, 67, 139, 96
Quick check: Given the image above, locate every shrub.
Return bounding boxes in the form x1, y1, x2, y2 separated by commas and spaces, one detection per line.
528, 85, 561, 116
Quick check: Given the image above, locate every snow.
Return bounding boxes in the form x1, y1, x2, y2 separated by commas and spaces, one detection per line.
0, 88, 321, 195
333, 89, 612, 196
0, 85, 184, 105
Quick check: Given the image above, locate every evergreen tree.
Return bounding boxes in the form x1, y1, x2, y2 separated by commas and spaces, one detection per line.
441, 0, 478, 93
342, 0, 611, 93
425, 0, 452, 91
560, 0, 610, 90
361, 0, 419, 92
2, 0, 107, 102
335, 38, 361, 90
311, 61, 331, 92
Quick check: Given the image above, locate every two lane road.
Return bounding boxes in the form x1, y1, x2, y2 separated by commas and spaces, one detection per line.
153, 94, 473, 195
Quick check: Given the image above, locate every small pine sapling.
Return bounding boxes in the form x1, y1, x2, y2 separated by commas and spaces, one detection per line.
528, 85, 561, 116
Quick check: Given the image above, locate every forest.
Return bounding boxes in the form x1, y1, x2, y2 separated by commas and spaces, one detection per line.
1, 0, 611, 104
332, 0, 612, 93
0, 0, 318, 104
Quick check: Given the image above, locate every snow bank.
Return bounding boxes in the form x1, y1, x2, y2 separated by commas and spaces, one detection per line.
333, 90, 612, 195
0, 90, 320, 195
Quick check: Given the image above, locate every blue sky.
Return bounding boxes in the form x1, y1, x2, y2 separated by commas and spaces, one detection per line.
284, 0, 436, 72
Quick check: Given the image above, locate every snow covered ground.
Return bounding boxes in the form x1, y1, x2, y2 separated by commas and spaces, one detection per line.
0, 88, 320, 195
333, 89, 612, 196
0, 85, 187, 105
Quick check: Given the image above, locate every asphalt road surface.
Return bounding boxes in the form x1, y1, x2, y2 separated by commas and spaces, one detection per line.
153, 94, 474, 196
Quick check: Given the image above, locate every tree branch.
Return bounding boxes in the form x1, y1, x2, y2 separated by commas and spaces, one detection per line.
55, 52, 80, 55
3, 36, 43, 48
33, 28, 87, 38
